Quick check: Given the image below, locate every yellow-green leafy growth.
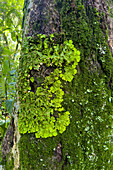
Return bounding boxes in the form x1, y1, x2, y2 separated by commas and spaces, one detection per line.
18, 34, 80, 138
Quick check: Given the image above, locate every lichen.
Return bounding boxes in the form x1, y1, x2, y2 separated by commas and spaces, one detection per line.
18, 34, 80, 138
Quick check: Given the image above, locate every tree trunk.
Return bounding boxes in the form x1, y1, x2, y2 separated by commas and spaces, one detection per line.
2, 0, 113, 169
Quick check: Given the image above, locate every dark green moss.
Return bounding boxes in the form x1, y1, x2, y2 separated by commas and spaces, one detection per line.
19, 0, 113, 169
19, 134, 62, 170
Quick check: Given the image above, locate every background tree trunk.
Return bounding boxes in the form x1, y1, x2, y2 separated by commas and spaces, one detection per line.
2, 0, 113, 169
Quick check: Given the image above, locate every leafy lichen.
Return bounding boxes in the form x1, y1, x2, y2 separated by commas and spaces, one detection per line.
18, 34, 80, 138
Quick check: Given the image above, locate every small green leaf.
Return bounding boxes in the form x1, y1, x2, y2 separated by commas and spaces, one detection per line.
5, 99, 13, 113
3, 60, 9, 74
28, 86, 31, 90
30, 77, 34, 83
29, 66, 32, 70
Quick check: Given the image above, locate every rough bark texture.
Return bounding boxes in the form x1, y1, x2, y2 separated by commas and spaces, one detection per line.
88, 0, 113, 55
23, 0, 61, 37
2, 0, 113, 169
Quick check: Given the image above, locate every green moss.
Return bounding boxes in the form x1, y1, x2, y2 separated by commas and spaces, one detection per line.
1, 151, 14, 170
19, 0, 113, 169
107, 0, 113, 18
19, 134, 63, 170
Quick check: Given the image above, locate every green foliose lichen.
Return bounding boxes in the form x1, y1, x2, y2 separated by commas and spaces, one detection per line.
18, 34, 80, 138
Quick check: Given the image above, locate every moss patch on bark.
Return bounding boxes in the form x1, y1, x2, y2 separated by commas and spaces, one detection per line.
18, 0, 113, 169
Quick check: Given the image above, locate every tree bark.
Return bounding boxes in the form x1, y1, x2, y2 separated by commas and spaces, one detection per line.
2, 0, 113, 169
